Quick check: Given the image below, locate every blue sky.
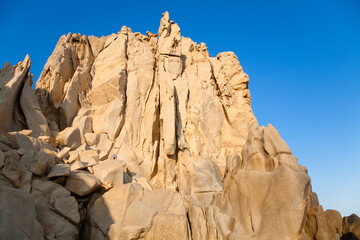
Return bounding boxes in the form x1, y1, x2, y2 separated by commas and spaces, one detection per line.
1, 0, 359, 216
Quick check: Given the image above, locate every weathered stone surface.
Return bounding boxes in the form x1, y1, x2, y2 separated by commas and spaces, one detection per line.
92, 159, 125, 185
343, 214, 360, 239
0, 185, 44, 240
2, 151, 22, 188
0, 55, 32, 133
56, 146, 71, 161
0, 11, 355, 240
31, 179, 79, 239
209, 124, 311, 239
53, 196, 80, 224
86, 183, 144, 239
47, 163, 70, 178
84, 132, 100, 146
305, 205, 337, 240
142, 189, 190, 240
20, 77, 51, 138
56, 126, 81, 150
78, 149, 99, 167
180, 156, 223, 205
66, 170, 101, 196
93, 99, 125, 141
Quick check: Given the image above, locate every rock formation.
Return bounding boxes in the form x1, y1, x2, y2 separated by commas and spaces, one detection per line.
0, 12, 358, 240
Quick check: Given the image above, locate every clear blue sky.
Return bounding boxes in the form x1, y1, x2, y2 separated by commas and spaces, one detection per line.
1, 0, 359, 216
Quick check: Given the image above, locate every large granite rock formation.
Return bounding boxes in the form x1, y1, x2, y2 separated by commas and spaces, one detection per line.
0, 12, 357, 240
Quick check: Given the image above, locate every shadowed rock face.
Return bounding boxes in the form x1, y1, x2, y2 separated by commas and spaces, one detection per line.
0, 11, 356, 240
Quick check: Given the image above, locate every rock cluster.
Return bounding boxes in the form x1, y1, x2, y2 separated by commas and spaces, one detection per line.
0, 12, 358, 240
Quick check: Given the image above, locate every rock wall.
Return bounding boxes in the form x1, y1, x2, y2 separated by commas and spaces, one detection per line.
0, 12, 357, 240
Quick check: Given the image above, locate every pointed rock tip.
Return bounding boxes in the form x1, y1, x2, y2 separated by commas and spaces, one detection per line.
23, 54, 31, 69
162, 11, 170, 21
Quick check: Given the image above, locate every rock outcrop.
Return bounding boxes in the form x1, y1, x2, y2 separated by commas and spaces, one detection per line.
0, 11, 356, 240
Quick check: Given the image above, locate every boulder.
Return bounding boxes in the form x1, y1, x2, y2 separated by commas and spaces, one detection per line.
31, 179, 80, 238
56, 127, 81, 150
78, 150, 99, 167
86, 183, 144, 239
47, 163, 70, 178
92, 159, 125, 185
66, 170, 101, 196
0, 185, 44, 240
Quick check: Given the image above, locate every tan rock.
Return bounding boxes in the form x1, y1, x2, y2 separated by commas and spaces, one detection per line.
305, 205, 337, 240
0, 185, 44, 240
0, 55, 32, 133
107, 199, 157, 239
325, 209, 343, 236
79, 149, 99, 167
92, 99, 125, 141
35, 205, 78, 239
142, 189, 190, 240
48, 163, 70, 178
70, 160, 86, 171
30, 155, 48, 176
66, 143, 91, 163
56, 126, 81, 150
31, 179, 79, 239
6, 131, 39, 152
53, 196, 80, 224
343, 214, 360, 239
180, 156, 223, 205
66, 170, 101, 196
2, 151, 22, 187
84, 132, 100, 146
20, 77, 51, 138
92, 159, 125, 185
35, 33, 94, 130
86, 183, 144, 239
56, 146, 71, 161
2, 12, 350, 240
210, 124, 310, 239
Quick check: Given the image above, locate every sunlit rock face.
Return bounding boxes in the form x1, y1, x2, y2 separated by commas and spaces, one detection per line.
0, 11, 355, 240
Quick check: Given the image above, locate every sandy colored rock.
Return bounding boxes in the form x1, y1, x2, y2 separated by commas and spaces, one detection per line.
78, 149, 99, 167
56, 126, 81, 150
20, 77, 51, 138
0, 55, 32, 133
343, 214, 360, 239
142, 189, 190, 240
0, 11, 355, 240
66, 170, 101, 196
53, 196, 80, 224
56, 146, 71, 161
92, 159, 125, 185
107, 199, 157, 239
30, 155, 48, 176
30, 179, 79, 239
86, 183, 144, 239
84, 132, 100, 146
2, 151, 22, 187
0, 185, 44, 240
209, 124, 311, 239
92, 99, 125, 141
47, 163, 70, 178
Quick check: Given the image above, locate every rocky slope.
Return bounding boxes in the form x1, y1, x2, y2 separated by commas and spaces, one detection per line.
0, 12, 358, 240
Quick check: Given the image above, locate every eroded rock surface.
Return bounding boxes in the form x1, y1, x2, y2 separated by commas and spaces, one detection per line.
0, 11, 354, 240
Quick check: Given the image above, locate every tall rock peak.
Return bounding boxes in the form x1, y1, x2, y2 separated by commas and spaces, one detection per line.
0, 12, 355, 240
